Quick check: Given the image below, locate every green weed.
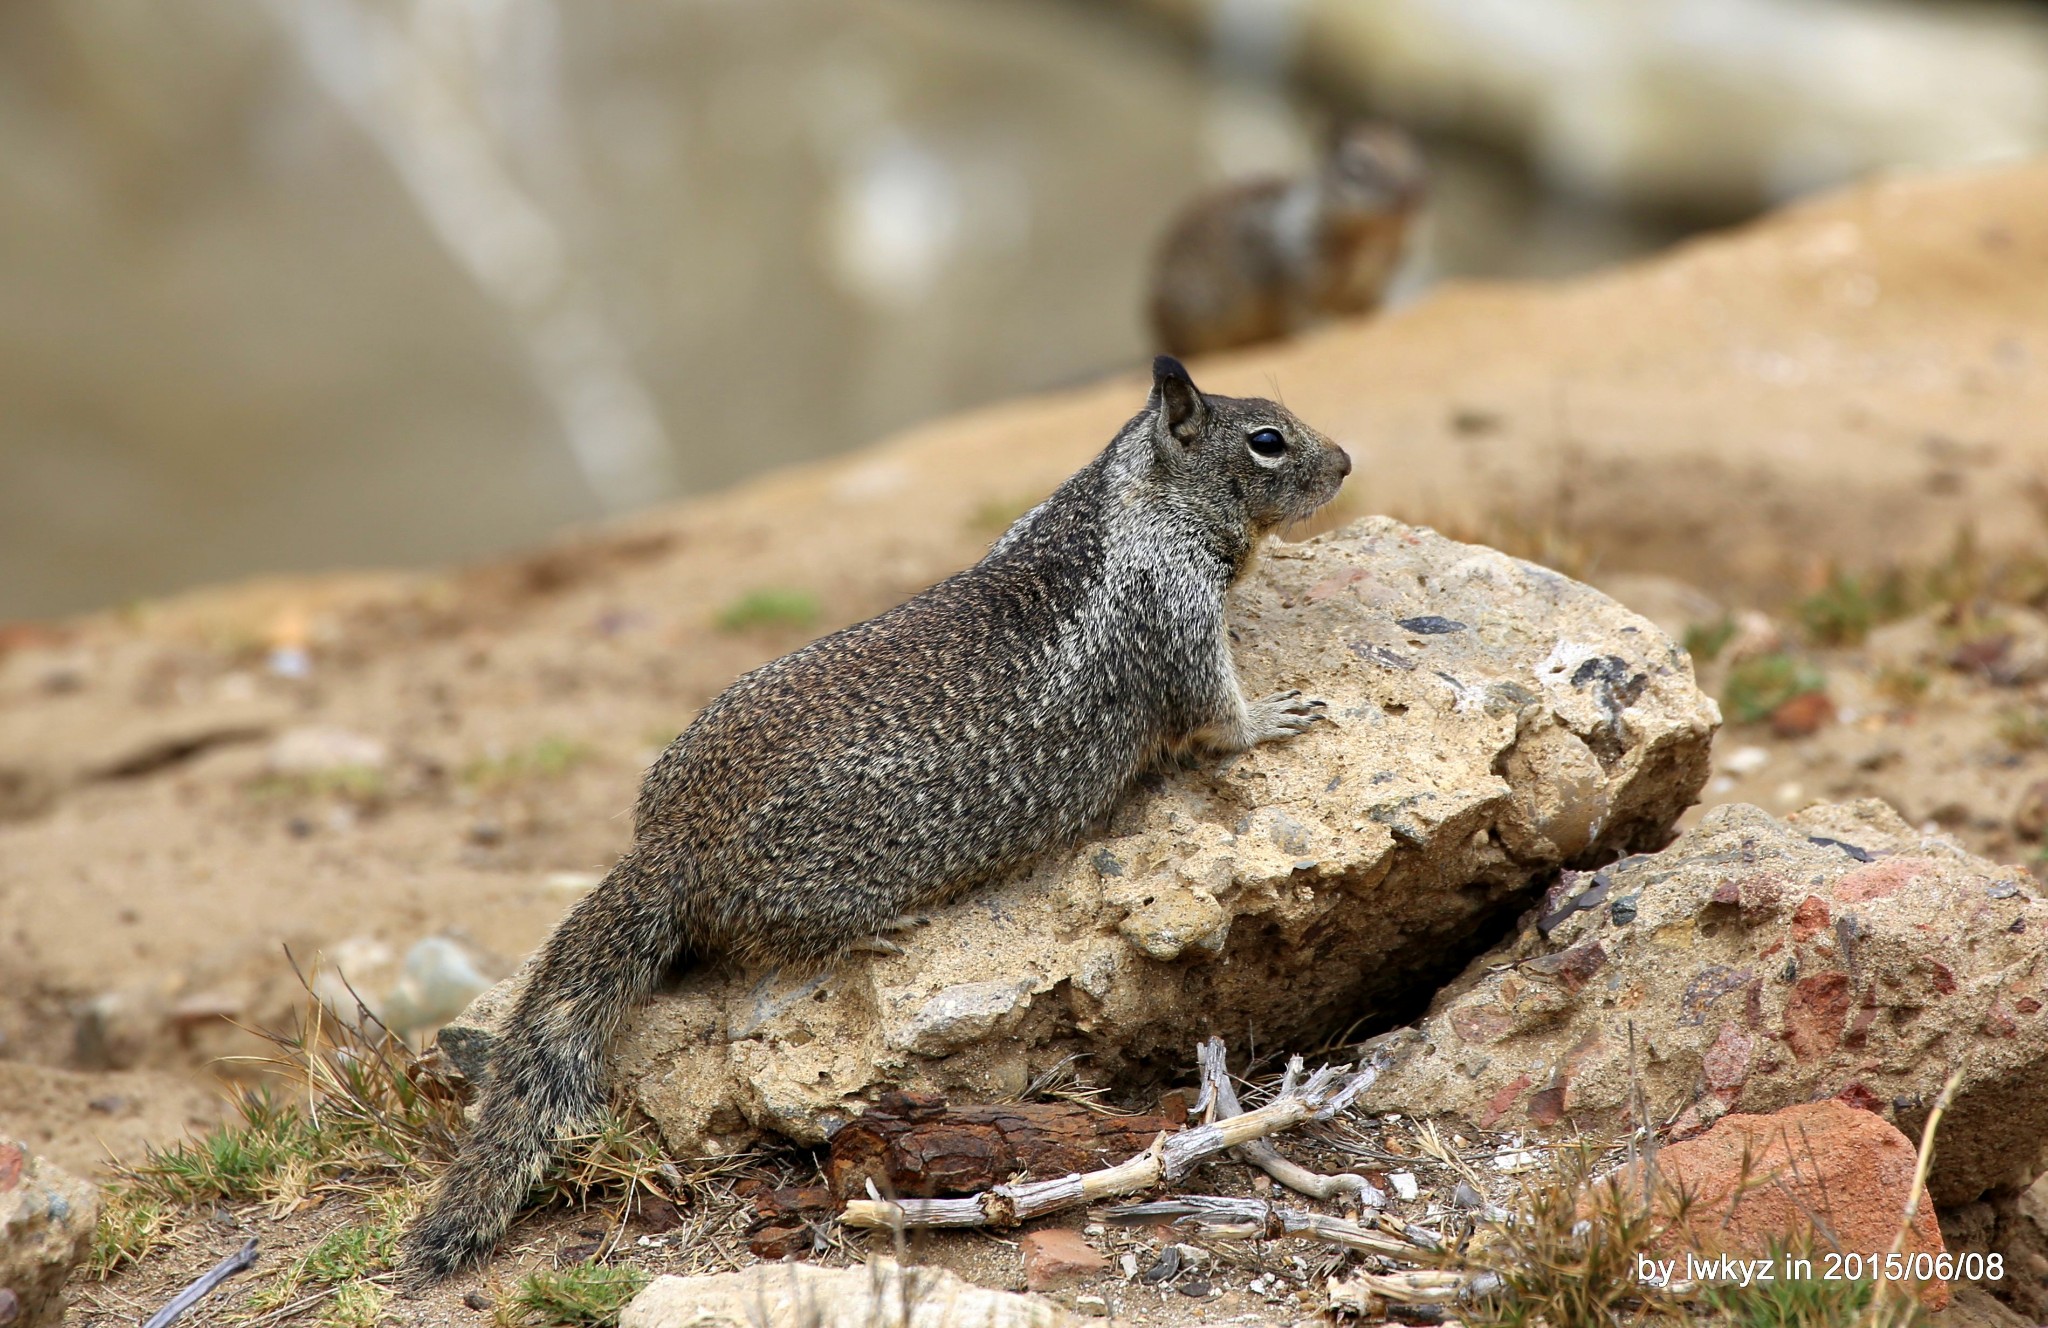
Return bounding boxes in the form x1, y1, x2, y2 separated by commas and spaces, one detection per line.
1683, 617, 1738, 664
1723, 653, 1827, 725
968, 494, 1040, 535
1698, 1241, 1892, 1327
714, 588, 820, 634
509, 1263, 651, 1327
462, 737, 591, 789
1797, 568, 1907, 647
1999, 706, 2048, 752
246, 765, 388, 803
320, 1280, 391, 1328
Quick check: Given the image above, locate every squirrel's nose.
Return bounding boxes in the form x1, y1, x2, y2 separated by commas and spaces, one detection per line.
1334, 446, 1353, 477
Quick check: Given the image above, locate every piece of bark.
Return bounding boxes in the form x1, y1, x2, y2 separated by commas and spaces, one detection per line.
827, 1091, 1184, 1199
742, 1184, 835, 1259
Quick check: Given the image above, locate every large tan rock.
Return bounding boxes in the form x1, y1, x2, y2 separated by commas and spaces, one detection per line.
443, 516, 1717, 1153
622, 1259, 1072, 1328
0, 1141, 97, 1328
1361, 798, 2048, 1208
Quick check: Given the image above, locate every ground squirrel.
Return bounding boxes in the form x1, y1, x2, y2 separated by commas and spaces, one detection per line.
1150, 123, 1426, 358
398, 357, 1351, 1281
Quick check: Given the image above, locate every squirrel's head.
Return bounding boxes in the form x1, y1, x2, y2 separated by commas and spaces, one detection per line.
1142, 355, 1351, 539
1323, 122, 1426, 215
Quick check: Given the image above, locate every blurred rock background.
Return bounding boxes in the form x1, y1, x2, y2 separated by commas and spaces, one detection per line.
9, 0, 2045, 620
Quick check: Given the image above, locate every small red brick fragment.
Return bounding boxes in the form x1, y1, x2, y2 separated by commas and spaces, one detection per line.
1526, 1084, 1567, 1126
1526, 940, 1608, 993
1701, 1023, 1755, 1099
1784, 972, 1852, 1061
1740, 876, 1784, 920
1479, 1074, 1533, 1129
0, 1141, 21, 1191
1020, 1228, 1109, 1291
1790, 895, 1831, 944
1834, 1081, 1885, 1113
1833, 857, 1935, 904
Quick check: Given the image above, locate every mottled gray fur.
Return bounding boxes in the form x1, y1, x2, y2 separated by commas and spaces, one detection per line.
398, 357, 1350, 1281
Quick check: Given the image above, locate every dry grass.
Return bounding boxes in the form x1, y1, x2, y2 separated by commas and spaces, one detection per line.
89, 964, 752, 1321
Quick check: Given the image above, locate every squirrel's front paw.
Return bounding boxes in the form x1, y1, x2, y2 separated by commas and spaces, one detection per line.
1246, 690, 1329, 745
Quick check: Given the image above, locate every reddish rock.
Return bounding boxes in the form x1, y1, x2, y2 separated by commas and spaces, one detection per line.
1526, 1084, 1567, 1126
1770, 690, 1835, 738
1361, 800, 2048, 1210
1525, 940, 1608, 992
1019, 1228, 1108, 1291
1833, 857, 1934, 904
1479, 1074, 1532, 1128
1646, 1101, 1948, 1309
0, 1140, 96, 1328
1700, 1023, 1754, 1100
1790, 895, 1831, 943
1783, 972, 1852, 1061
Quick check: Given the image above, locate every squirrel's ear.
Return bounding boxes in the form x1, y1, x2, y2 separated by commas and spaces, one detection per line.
1151, 355, 1209, 447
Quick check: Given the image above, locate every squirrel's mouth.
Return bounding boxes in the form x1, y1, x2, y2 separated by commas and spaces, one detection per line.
1291, 461, 1349, 523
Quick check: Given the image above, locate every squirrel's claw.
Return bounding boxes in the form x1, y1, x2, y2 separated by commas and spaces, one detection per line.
1247, 690, 1331, 744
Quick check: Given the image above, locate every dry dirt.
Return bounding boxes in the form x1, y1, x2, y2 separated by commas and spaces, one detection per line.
5, 158, 2048, 1323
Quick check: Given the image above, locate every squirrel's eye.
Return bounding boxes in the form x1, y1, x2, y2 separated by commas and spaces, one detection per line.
1247, 428, 1288, 459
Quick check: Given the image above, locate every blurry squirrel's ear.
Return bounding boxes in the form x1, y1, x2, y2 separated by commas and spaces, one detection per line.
1151, 355, 1209, 447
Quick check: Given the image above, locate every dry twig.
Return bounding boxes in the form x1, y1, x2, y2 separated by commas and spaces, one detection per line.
840, 1044, 1378, 1231
1193, 1038, 1385, 1207
142, 1238, 259, 1328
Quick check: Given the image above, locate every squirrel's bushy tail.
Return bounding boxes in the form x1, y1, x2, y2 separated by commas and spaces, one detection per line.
399, 854, 681, 1284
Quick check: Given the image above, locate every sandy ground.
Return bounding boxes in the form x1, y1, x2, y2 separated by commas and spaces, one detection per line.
5, 158, 2048, 1322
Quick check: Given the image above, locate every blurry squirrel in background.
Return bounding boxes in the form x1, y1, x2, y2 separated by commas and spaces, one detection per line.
1149, 122, 1427, 358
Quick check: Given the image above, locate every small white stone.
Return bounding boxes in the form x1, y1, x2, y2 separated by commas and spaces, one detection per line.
1723, 745, 1771, 776
1390, 1171, 1419, 1201
1075, 1294, 1110, 1317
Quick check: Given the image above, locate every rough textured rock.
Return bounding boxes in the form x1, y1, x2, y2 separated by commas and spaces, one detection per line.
1642, 1101, 1947, 1309
1361, 798, 2048, 1208
621, 1259, 1073, 1328
443, 515, 1716, 1153
0, 1141, 97, 1328
1947, 1284, 2036, 1328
